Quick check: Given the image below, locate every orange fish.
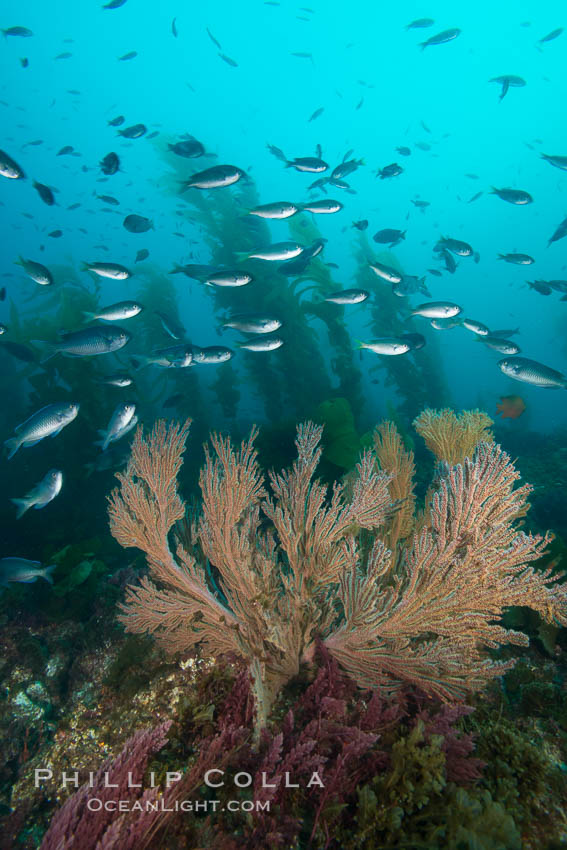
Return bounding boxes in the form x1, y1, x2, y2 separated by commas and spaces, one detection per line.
496, 395, 526, 419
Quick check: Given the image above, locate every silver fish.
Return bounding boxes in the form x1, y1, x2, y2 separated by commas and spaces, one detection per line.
373, 228, 406, 247
168, 139, 205, 158
548, 215, 567, 248
102, 414, 138, 445
411, 301, 462, 318
406, 18, 435, 29
248, 201, 299, 219
5, 402, 79, 459
430, 317, 462, 330
357, 338, 411, 355
479, 337, 521, 355
325, 289, 369, 304
237, 338, 284, 352
541, 153, 567, 172
243, 242, 303, 262
0, 558, 56, 586
491, 187, 533, 205
155, 311, 185, 339
82, 261, 131, 280
497, 253, 534, 265
0, 149, 25, 179
285, 157, 328, 173
331, 158, 364, 180
538, 27, 564, 45
132, 344, 194, 369
182, 164, 245, 189
462, 318, 490, 336
12, 470, 63, 519
437, 237, 473, 257
299, 199, 343, 214
369, 261, 403, 284
37, 326, 131, 361
100, 403, 136, 451
377, 162, 403, 179
123, 214, 153, 233
223, 315, 282, 333
548, 280, 567, 293
2, 26, 34, 36
204, 271, 253, 287
437, 248, 457, 274
94, 414, 139, 458
82, 301, 143, 321
498, 357, 567, 388
192, 345, 234, 362
419, 27, 461, 49
118, 123, 147, 139
94, 373, 133, 387
15, 257, 53, 285
393, 275, 430, 297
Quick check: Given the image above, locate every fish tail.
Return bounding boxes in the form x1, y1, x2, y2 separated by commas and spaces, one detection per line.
354, 340, 366, 350
4, 437, 22, 459
11, 498, 30, 519
42, 565, 56, 584
30, 340, 56, 363
497, 254, 505, 260
235, 251, 250, 262
81, 310, 95, 321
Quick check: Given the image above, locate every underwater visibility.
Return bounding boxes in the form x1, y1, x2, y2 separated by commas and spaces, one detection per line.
1, 0, 567, 847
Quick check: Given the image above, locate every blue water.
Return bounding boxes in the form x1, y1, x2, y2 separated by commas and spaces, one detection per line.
3, 5, 567, 846
1, 0, 566, 480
